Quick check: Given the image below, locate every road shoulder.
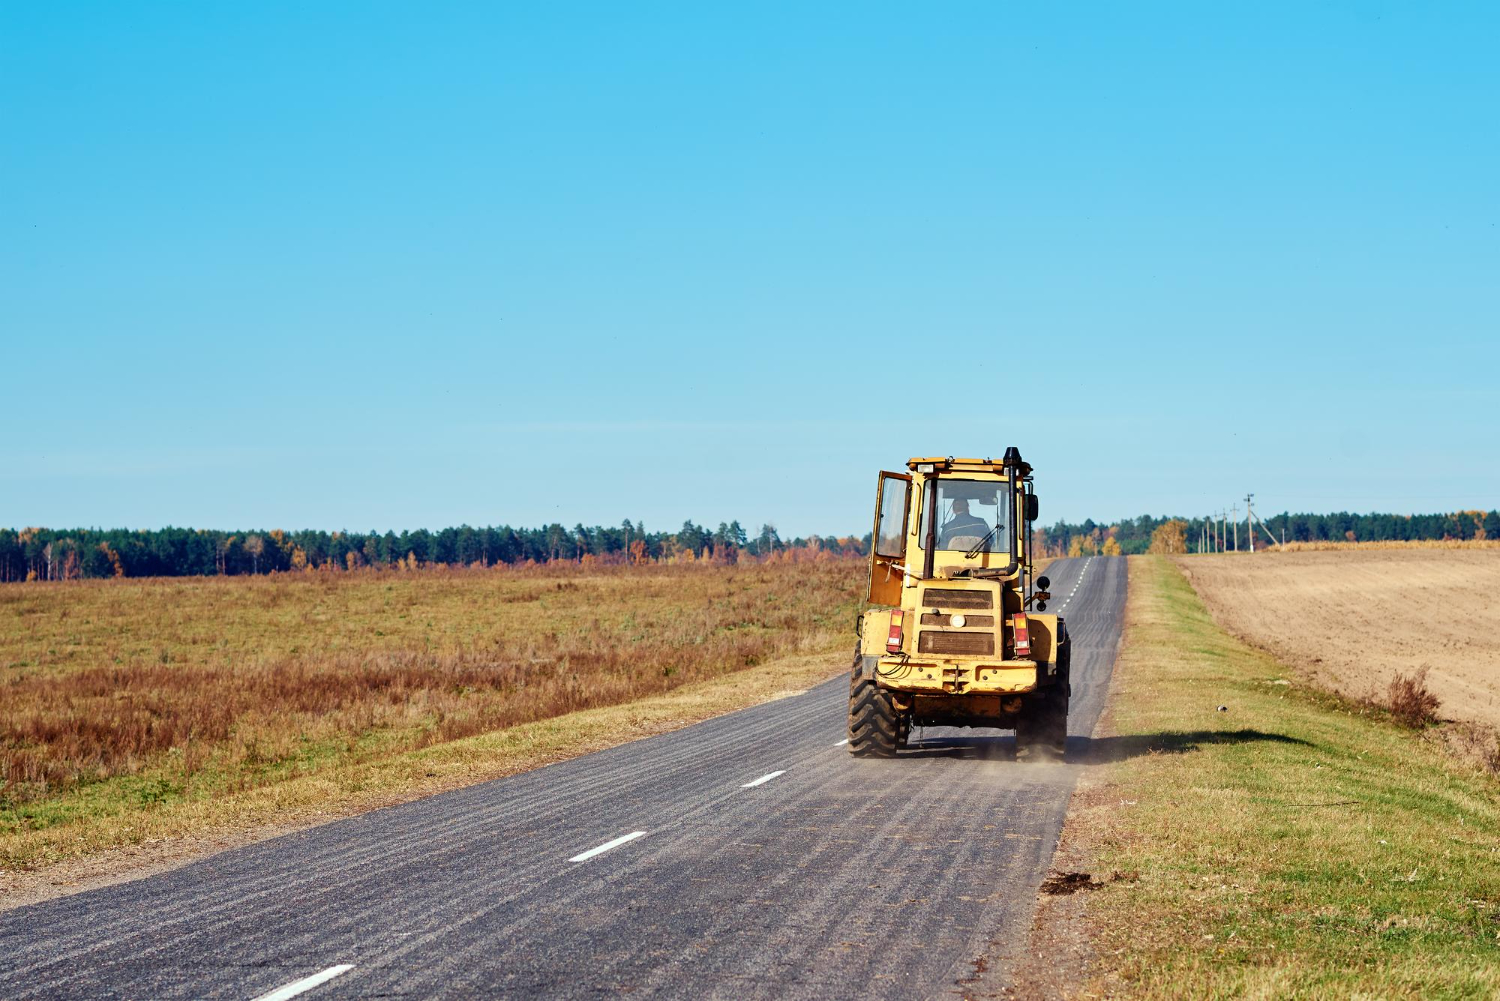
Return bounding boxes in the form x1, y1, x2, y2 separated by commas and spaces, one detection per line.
1020, 555, 1500, 998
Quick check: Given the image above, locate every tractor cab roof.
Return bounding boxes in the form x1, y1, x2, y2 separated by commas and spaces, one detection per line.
906, 454, 1033, 477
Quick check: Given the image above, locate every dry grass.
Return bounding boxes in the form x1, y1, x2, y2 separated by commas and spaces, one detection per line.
1386, 668, 1443, 729
1446, 723, 1500, 777
0, 560, 862, 874
1066, 557, 1500, 998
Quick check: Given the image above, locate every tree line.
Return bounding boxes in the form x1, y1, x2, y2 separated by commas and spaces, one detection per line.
7, 507, 1494, 582
0, 522, 873, 583
1038, 509, 1500, 557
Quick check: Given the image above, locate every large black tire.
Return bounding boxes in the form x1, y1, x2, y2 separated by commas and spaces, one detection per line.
1016, 636, 1070, 762
848, 674, 902, 757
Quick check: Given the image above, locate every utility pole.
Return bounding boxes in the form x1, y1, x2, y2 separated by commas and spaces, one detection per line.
1231, 505, 1239, 552
1246, 499, 1282, 551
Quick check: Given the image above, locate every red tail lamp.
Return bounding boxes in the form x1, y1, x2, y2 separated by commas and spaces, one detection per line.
1013, 613, 1031, 657
887, 610, 905, 653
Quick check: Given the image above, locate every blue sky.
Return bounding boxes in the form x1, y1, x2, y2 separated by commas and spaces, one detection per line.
4, 2, 1496, 536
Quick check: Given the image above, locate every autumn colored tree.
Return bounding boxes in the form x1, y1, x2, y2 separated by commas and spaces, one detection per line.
1102, 537, 1122, 556
20, 528, 46, 580
60, 540, 82, 580
1148, 519, 1189, 554
244, 534, 265, 574
214, 534, 236, 575
105, 543, 124, 577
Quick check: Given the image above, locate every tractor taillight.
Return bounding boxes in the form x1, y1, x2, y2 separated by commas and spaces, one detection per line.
887, 610, 905, 653
1013, 613, 1031, 657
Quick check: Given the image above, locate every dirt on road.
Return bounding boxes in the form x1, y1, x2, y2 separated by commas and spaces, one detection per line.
1175, 549, 1500, 730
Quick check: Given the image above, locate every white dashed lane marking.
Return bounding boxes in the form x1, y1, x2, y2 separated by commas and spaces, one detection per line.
741, 770, 786, 788
1054, 556, 1094, 613
252, 965, 354, 1001
569, 831, 647, 863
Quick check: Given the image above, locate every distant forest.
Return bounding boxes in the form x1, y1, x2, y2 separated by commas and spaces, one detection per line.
1038, 509, 1500, 557
4, 508, 1495, 582
0, 522, 869, 582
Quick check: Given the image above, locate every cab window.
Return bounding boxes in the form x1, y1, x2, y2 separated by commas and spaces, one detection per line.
874, 476, 909, 558
918, 478, 1011, 553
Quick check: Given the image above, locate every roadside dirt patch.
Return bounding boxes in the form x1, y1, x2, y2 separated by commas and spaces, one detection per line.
1176, 550, 1500, 730
1039, 870, 1100, 895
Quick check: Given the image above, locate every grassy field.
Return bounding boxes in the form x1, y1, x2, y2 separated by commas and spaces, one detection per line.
1067, 557, 1500, 998
1, 560, 861, 879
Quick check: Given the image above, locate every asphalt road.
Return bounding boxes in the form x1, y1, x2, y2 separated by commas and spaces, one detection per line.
1, 555, 1126, 1000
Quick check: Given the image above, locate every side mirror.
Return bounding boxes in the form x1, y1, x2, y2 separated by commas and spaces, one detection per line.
1026, 495, 1039, 521
1036, 575, 1050, 591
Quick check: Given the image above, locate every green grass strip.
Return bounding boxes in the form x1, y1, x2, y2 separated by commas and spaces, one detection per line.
1078, 557, 1500, 999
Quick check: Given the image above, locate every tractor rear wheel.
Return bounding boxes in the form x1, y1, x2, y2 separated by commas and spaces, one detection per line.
1016, 638, 1070, 762
1015, 689, 1068, 761
848, 674, 901, 757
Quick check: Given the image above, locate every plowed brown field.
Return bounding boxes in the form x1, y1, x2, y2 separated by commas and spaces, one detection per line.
1175, 549, 1500, 728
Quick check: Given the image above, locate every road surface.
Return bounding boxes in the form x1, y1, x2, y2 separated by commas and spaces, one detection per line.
1, 555, 1125, 1000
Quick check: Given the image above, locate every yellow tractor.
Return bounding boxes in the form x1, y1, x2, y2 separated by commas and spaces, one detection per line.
848, 449, 1069, 760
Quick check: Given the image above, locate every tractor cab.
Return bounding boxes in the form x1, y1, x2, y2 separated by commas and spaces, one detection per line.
868, 449, 1037, 605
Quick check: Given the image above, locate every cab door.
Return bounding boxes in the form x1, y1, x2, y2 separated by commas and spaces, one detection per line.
867, 472, 912, 606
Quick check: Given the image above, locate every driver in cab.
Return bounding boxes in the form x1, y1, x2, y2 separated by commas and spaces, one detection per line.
939, 499, 990, 549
